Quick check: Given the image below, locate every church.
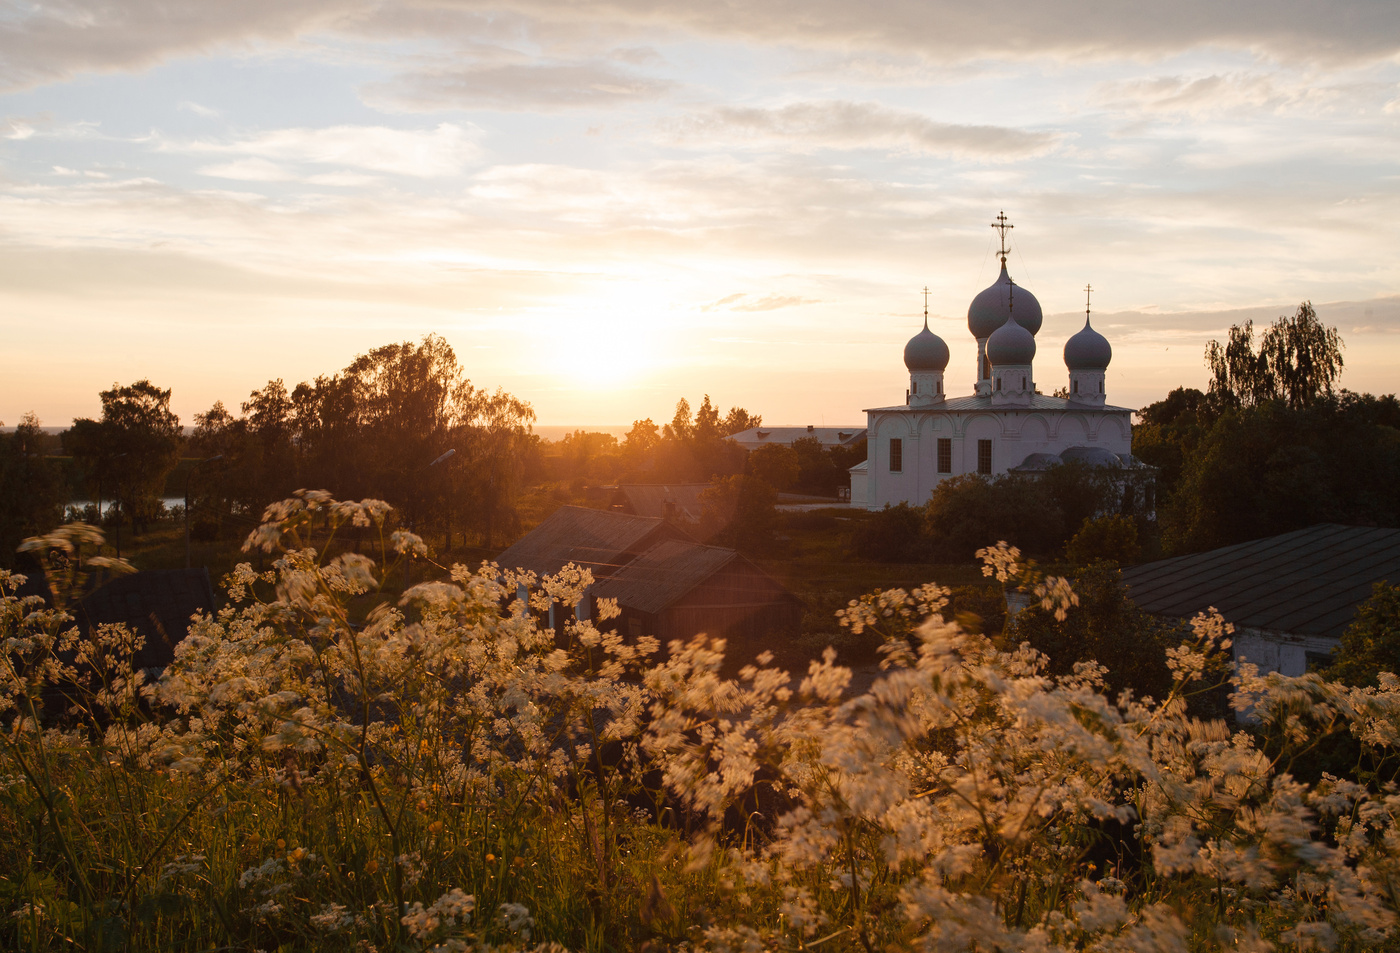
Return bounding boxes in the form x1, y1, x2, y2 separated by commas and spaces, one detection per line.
849, 216, 1140, 510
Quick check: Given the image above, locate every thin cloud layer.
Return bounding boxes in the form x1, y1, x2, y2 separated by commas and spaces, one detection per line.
664, 101, 1060, 159
368, 62, 676, 111
179, 123, 482, 178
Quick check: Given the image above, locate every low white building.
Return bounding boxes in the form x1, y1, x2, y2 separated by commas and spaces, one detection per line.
729, 426, 866, 452
852, 222, 1139, 510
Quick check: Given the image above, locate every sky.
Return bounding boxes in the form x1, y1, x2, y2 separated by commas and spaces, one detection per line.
1, 0, 1399, 431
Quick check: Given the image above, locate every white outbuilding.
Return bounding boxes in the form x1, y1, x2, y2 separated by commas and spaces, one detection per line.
850, 216, 1142, 510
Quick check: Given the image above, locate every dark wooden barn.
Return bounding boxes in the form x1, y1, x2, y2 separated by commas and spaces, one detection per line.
591, 539, 802, 664
494, 504, 690, 580
494, 506, 804, 665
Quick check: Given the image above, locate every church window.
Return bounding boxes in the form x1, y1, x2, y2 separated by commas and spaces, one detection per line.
889, 438, 903, 473
937, 438, 952, 473
995, 377, 1001, 390
1072, 379, 1078, 394
937, 380, 942, 395
977, 440, 992, 474
981, 354, 990, 379
1099, 379, 1103, 393
1020, 375, 1025, 390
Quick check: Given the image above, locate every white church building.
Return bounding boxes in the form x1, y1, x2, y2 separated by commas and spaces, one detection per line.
850, 218, 1140, 510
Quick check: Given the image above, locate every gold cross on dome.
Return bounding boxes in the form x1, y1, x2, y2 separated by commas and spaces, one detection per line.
1085, 283, 1093, 316
991, 211, 1013, 263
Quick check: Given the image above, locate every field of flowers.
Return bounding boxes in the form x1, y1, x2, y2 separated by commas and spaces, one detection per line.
3, 491, 1400, 952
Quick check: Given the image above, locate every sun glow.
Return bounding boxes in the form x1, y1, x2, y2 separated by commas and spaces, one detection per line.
543, 290, 679, 390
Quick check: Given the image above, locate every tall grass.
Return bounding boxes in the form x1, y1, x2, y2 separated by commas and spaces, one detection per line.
3, 494, 1399, 952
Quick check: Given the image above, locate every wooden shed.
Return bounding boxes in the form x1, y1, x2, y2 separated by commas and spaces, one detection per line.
494, 505, 690, 581
592, 538, 803, 666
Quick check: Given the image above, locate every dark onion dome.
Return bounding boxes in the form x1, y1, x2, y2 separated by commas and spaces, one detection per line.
986, 313, 1036, 365
1063, 317, 1112, 370
1060, 446, 1122, 467
903, 322, 950, 371
967, 264, 1044, 338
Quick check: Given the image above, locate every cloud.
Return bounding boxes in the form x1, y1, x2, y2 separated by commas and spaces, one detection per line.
198, 157, 295, 182
180, 123, 481, 178
366, 62, 675, 111
663, 101, 1060, 159
703, 293, 818, 312
1090, 72, 1376, 118
179, 100, 221, 118
1, 0, 1398, 95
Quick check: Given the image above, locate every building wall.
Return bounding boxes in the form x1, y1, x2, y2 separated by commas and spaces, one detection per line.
1233, 626, 1339, 679
613, 563, 803, 667
863, 406, 1134, 508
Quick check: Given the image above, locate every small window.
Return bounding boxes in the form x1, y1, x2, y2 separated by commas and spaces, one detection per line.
1072, 379, 1078, 394
1099, 379, 1104, 394
995, 377, 1001, 391
1020, 375, 1025, 390
890, 438, 903, 473
937, 380, 942, 395
937, 438, 952, 474
977, 439, 992, 475
981, 354, 990, 379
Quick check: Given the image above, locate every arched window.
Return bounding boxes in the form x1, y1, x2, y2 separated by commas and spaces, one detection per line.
1072, 379, 1078, 394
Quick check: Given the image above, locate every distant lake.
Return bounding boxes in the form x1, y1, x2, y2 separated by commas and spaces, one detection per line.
69, 497, 185, 516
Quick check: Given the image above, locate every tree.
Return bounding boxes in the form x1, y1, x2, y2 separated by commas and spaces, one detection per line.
749, 444, 799, 492
1065, 515, 1140, 566
1323, 582, 1400, 688
700, 474, 778, 553
850, 503, 929, 563
67, 380, 182, 535
1162, 396, 1400, 554
1009, 562, 1183, 700
0, 413, 65, 566
1205, 302, 1344, 411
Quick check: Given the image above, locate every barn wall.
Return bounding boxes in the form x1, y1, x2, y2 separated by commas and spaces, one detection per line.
659, 562, 802, 665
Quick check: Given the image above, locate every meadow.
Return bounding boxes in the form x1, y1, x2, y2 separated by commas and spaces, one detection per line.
3, 492, 1399, 952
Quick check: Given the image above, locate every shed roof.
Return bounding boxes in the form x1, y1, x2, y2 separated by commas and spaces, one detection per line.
1120, 524, 1400, 638
494, 505, 688, 580
592, 539, 753, 615
614, 484, 709, 523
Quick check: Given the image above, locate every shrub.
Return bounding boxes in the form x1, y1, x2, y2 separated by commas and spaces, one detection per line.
1065, 514, 1141, 566
849, 503, 928, 562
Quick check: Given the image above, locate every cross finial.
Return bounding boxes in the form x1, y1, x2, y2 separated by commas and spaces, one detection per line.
1085, 283, 1093, 319
922, 286, 930, 327
991, 211, 1013, 264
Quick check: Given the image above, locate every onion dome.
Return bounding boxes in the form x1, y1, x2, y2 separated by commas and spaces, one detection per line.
1063, 318, 1112, 370
986, 314, 1036, 365
904, 321, 950, 371
967, 264, 1044, 338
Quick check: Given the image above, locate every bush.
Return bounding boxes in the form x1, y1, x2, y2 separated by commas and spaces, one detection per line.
1065, 514, 1141, 566
850, 503, 928, 562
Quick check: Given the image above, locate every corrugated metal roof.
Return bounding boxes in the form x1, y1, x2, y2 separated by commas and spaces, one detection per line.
1120, 524, 1400, 637
494, 505, 687, 580
728, 426, 866, 450
591, 539, 741, 614
615, 484, 710, 523
865, 395, 1134, 413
